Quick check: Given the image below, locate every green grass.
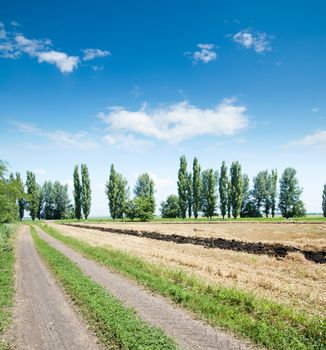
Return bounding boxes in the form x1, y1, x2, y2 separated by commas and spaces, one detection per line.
37, 222, 326, 350
0, 224, 16, 350
30, 226, 178, 350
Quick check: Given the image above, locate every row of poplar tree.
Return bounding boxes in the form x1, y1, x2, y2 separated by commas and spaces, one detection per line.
173, 156, 307, 219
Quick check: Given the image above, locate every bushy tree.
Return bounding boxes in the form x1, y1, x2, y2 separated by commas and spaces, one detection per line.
279, 167, 305, 218
177, 156, 188, 219
322, 184, 326, 217
42, 181, 54, 219
81, 164, 91, 220
0, 161, 19, 223
125, 199, 137, 221
116, 173, 129, 219
26, 171, 39, 221
192, 157, 201, 219
73, 165, 82, 220
52, 181, 70, 219
134, 173, 155, 220
252, 170, 269, 216
219, 161, 228, 219
230, 161, 243, 219
201, 169, 218, 218
160, 194, 180, 218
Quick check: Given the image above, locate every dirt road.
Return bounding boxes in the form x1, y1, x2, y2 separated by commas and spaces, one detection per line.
7, 226, 101, 350
36, 227, 254, 350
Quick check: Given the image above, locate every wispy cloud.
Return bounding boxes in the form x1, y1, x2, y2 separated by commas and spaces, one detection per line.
0, 22, 109, 73
11, 121, 98, 149
311, 107, 320, 113
103, 133, 151, 152
82, 48, 111, 61
232, 29, 273, 54
185, 43, 217, 64
284, 130, 326, 149
98, 98, 249, 143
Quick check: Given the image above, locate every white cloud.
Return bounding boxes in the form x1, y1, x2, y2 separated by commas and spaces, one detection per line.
103, 133, 151, 151
233, 29, 272, 54
185, 43, 217, 64
11, 121, 98, 150
311, 107, 320, 113
37, 50, 79, 73
82, 48, 110, 61
285, 130, 326, 149
99, 98, 249, 143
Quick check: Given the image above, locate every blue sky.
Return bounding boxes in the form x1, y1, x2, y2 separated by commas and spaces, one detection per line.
1, 0, 325, 215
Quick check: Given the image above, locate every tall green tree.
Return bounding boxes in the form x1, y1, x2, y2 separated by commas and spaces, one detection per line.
240, 174, 250, 217
227, 178, 231, 218
192, 157, 201, 219
42, 181, 54, 219
322, 184, 326, 218
106, 165, 119, 220
201, 169, 218, 219
269, 169, 278, 218
252, 170, 269, 216
81, 164, 91, 220
53, 181, 70, 219
279, 167, 305, 218
219, 161, 228, 219
230, 161, 243, 219
160, 194, 180, 218
26, 171, 39, 221
186, 172, 192, 218
116, 173, 129, 219
36, 184, 44, 220
0, 161, 19, 223
73, 165, 82, 220
177, 156, 188, 219
15, 172, 26, 220
134, 173, 155, 220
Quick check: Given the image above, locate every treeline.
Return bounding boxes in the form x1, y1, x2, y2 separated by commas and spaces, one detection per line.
168, 156, 307, 219
0, 160, 84, 223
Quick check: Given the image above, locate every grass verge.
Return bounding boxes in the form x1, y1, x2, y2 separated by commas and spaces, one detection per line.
30, 226, 178, 350
38, 222, 326, 350
0, 224, 16, 350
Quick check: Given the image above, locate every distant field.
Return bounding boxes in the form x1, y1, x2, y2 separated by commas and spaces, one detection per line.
51, 221, 326, 318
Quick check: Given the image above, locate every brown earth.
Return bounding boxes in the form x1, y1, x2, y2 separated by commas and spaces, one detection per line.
51, 223, 326, 318
6, 226, 101, 350
66, 223, 326, 263
37, 227, 255, 350
75, 222, 326, 250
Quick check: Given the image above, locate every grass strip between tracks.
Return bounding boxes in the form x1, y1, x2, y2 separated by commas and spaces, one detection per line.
30, 226, 178, 350
0, 224, 16, 350
38, 222, 325, 350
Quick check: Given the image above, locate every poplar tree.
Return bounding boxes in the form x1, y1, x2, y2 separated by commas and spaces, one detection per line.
230, 161, 243, 219
269, 169, 278, 218
116, 173, 129, 218
241, 174, 250, 217
15, 172, 25, 220
81, 163, 91, 220
279, 167, 305, 218
322, 184, 326, 218
134, 173, 155, 220
73, 165, 82, 220
252, 170, 269, 215
177, 155, 188, 219
106, 164, 119, 219
186, 172, 192, 218
219, 161, 228, 219
26, 171, 39, 221
201, 169, 217, 218
227, 177, 231, 218
192, 157, 201, 219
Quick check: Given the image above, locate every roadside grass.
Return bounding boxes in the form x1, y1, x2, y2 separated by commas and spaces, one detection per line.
0, 224, 16, 350
58, 215, 326, 224
37, 222, 326, 350
30, 226, 178, 350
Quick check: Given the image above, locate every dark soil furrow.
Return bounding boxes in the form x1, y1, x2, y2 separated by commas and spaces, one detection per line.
65, 223, 326, 264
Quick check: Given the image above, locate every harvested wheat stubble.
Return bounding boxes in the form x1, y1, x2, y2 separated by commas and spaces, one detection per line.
66, 223, 326, 263
51, 223, 326, 318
